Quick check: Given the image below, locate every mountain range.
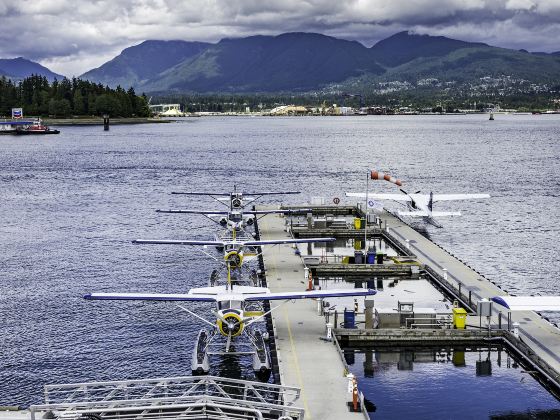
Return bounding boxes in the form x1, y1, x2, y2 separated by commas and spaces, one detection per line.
0, 57, 62, 81
80, 31, 560, 93
2, 32, 559, 93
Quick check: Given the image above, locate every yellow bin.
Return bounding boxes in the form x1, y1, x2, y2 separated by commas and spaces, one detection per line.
354, 217, 362, 229
452, 307, 467, 329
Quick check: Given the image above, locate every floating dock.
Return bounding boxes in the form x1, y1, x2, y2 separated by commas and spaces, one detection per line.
256, 204, 560, 418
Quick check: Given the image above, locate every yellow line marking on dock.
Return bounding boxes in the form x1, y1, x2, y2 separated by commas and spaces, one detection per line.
260, 215, 312, 418
283, 305, 312, 418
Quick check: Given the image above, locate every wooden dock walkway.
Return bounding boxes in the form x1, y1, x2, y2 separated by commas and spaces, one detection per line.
259, 213, 365, 420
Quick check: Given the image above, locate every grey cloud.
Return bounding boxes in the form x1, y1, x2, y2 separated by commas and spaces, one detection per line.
0, 0, 558, 76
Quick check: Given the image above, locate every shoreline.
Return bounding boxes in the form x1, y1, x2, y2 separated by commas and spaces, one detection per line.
42, 117, 170, 126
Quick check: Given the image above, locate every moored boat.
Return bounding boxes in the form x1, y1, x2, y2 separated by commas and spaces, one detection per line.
14, 119, 60, 135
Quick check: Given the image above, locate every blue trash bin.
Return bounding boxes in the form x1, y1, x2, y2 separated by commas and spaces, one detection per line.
344, 308, 356, 329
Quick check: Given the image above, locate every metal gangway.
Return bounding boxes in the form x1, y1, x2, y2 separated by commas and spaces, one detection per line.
29, 375, 304, 420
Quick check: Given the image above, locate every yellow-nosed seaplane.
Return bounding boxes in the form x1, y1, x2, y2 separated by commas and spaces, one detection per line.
132, 234, 334, 275
85, 284, 376, 380
170, 187, 301, 212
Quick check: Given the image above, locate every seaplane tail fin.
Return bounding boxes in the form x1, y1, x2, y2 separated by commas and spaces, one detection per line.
84, 292, 216, 302
132, 239, 224, 246
244, 237, 336, 246
432, 193, 490, 202
430, 211, 462, 217
245, 288, 376, 302
156, 209, 230, 215
492, 296, 560, 311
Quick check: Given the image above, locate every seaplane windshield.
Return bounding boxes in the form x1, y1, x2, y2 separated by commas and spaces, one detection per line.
218, 300, 242, 310
229, 212, 243, 222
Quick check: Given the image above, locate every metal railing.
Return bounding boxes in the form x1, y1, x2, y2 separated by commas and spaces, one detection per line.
30, 375, 304, 420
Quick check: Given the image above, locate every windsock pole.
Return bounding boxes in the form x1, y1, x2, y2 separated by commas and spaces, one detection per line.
364, 169, 369, 253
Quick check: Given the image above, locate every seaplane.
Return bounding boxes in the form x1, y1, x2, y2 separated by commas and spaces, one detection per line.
84, 284, 376, 380
156, 207, 310, 237
346, 171, 490, 228
170, 187, 301, 211
132, 234, 335, 283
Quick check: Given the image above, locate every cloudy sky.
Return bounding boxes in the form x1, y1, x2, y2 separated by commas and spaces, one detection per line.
1, 0, 559, 76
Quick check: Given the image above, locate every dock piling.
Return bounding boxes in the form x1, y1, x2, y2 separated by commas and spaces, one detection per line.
365, 299, 374, 329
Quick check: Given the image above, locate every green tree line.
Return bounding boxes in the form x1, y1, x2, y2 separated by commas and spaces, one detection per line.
0, 75, 151, 118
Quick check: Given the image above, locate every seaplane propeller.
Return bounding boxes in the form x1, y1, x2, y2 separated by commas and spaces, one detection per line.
231, 197, 243, 209
399, 188, 421, 209
224, 249, 243, 268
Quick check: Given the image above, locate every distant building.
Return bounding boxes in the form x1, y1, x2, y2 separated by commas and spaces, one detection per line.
267, 105, 310, 116
149, 104, 184, 116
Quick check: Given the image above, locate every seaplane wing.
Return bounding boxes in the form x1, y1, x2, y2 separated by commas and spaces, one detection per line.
345, 193, 412, 202
249, 209, 311, 215
171, 191, 232, 196
156, 209, 230, 215
398, 211, 430, 217
243, 237, 336, 246
244, 191, 300, 196
155, 209, 309, 215
398, 211, 461, 217
132, 239, 223, 246
84, 292, 216, 302
432, 194, 490, 202
492, 296, 560, 311
85, 287, 375, 303
245, 288, 376, 301
171, 191, 300, 196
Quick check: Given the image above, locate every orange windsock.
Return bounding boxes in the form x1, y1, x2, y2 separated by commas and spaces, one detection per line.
371, 170, 402, 186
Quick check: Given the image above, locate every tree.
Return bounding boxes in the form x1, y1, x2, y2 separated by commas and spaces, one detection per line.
95, 94, 122, 116
73, 90, 85, 114
48, 98, 71, 117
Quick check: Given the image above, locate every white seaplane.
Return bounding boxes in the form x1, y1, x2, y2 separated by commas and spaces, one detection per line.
347, 189, 490, 228
347, 170, 490, 228
85, 284, 375, 379
156, 207, 309, 235
132, 234, 334, 272
170, 187, 300, 211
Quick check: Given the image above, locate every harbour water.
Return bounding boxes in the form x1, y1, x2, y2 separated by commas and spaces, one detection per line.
345, 346, 560, 419
1, 115, 559, 406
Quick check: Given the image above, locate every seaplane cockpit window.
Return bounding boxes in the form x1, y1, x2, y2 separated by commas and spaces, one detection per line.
218, 301, 231, 310
230, 212, 242, 222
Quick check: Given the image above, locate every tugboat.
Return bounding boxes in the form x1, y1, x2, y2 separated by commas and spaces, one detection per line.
15, 119, 60, 135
